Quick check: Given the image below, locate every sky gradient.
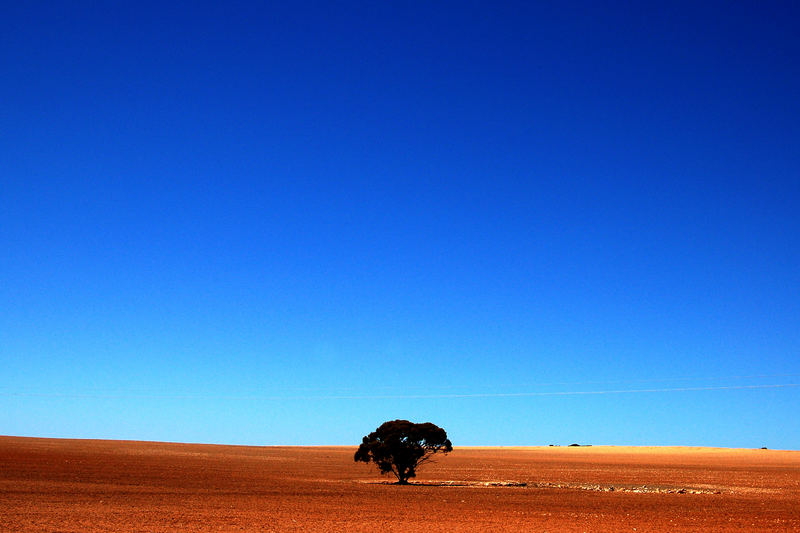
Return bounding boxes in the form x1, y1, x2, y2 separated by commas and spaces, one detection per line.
2, 1, 799, 448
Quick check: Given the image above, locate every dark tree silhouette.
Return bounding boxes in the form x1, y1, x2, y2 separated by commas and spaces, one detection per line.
354, 420, 453, 484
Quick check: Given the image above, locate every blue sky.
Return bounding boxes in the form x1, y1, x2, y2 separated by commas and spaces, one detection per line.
2, 1, 799, 448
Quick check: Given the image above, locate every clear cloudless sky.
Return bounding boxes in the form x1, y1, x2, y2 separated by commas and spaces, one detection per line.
2, 1, 799, 448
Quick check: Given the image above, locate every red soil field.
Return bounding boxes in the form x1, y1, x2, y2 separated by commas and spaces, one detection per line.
1, 436, 798, 532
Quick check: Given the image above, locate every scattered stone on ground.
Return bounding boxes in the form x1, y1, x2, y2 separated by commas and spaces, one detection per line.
365, 479, 721, 493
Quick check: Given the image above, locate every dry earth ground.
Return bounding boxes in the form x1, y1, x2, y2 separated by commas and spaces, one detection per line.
1, 436, 799, 531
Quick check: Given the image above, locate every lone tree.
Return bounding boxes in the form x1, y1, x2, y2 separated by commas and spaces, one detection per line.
354, 419, 452, 484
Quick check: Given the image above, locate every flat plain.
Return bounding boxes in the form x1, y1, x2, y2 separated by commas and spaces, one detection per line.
1, 436, 798, 532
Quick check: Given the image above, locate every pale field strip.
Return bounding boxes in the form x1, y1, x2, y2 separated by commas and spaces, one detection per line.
358, 479, 723, 494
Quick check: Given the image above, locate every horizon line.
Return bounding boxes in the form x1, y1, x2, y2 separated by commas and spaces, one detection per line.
2, 435, 798, 452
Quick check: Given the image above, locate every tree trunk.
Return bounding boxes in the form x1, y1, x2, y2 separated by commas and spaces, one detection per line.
396, 467, 409, 484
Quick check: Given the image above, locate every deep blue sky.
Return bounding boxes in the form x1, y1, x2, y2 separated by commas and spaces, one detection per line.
2, 1, 799, 448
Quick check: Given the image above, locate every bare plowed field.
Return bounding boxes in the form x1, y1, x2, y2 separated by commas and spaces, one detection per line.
1, 436, 798, 531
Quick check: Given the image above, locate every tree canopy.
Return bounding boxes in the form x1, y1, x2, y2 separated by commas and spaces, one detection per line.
354, 419, 452, 484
